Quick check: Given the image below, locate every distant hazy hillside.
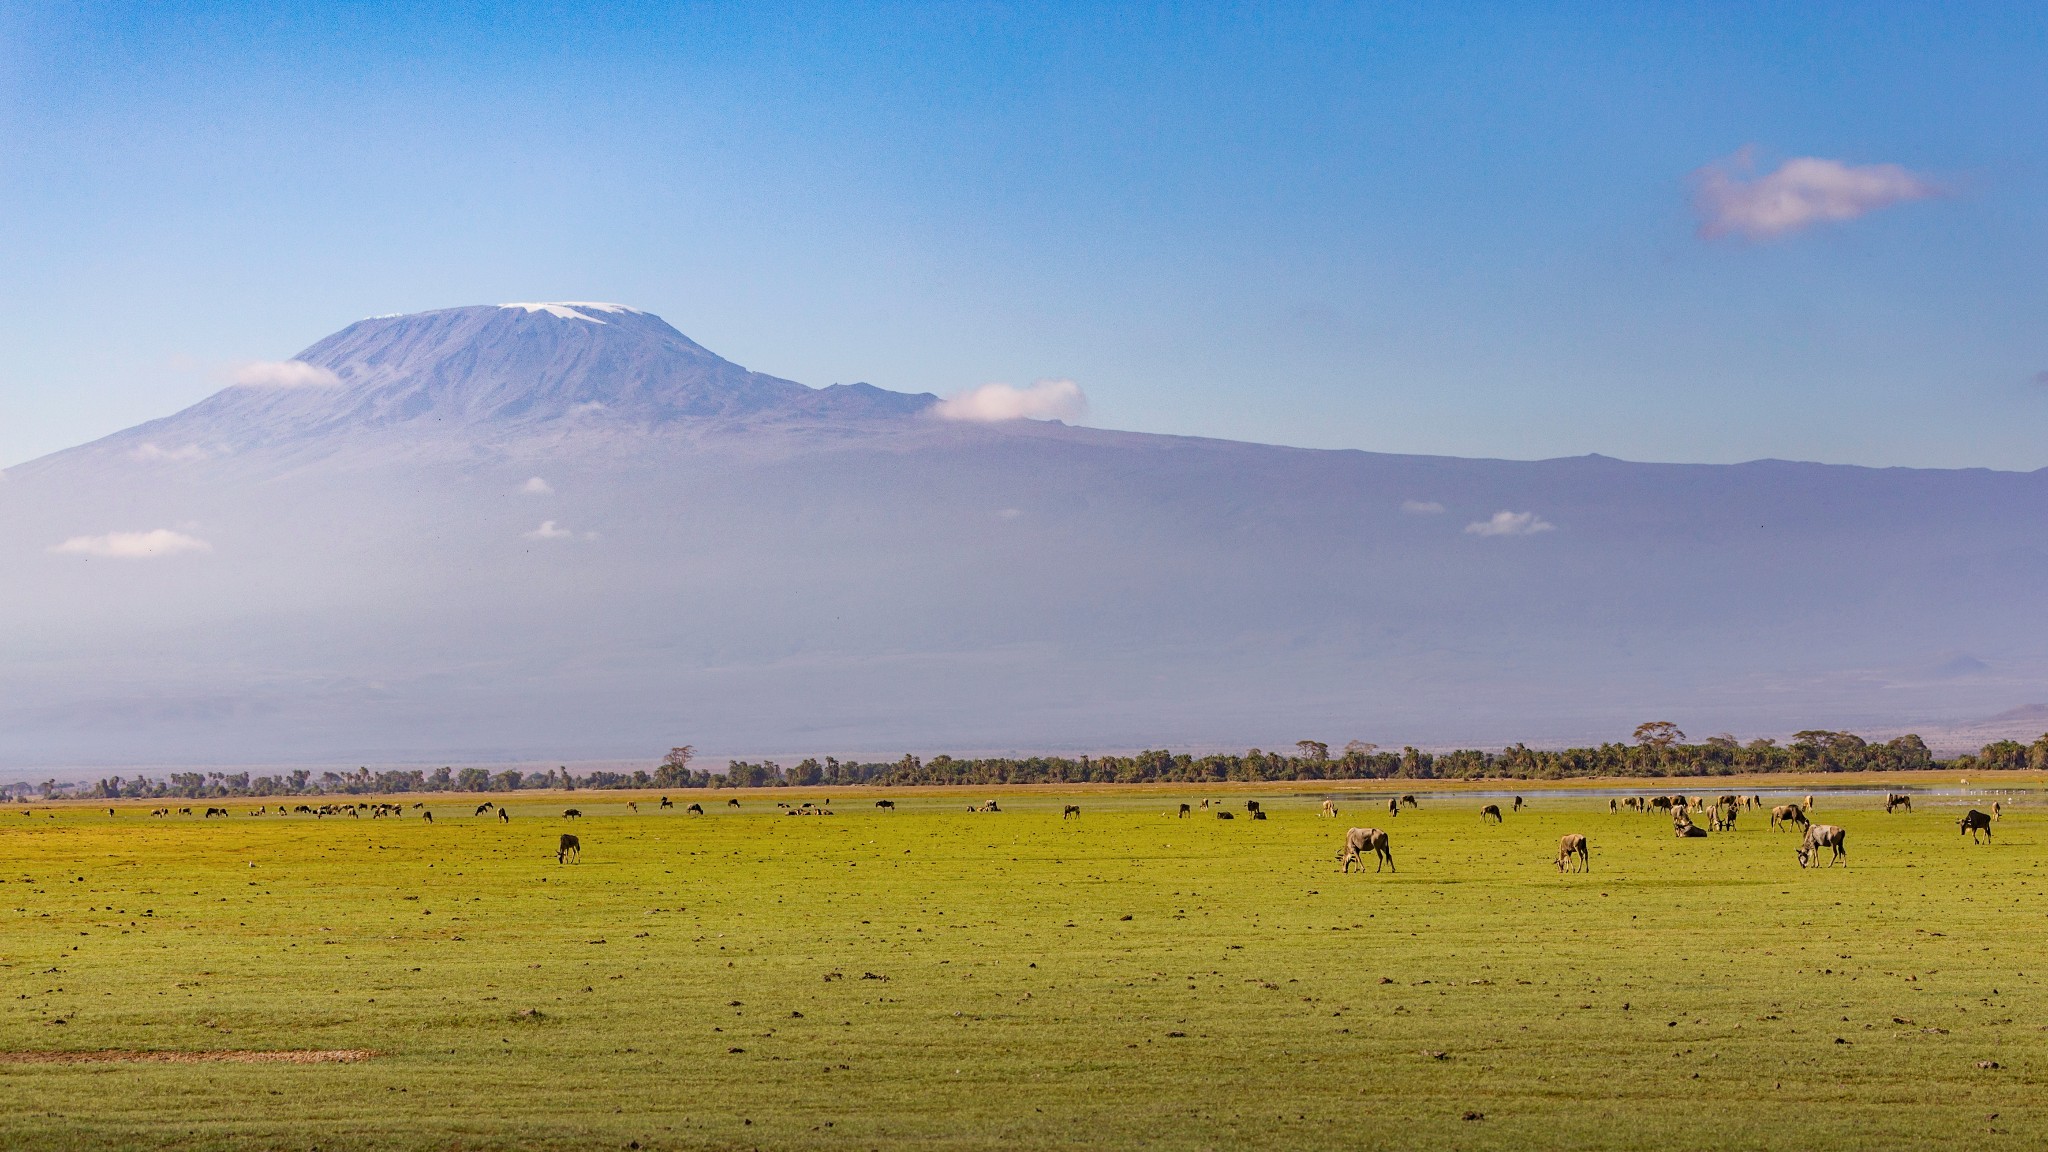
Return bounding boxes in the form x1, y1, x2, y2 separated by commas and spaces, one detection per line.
3, 302, 2044, 769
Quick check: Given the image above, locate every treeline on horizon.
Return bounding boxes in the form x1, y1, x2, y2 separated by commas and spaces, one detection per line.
9, 726, 2048, 802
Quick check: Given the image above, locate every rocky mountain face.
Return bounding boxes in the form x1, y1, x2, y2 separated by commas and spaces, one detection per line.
2, 303, 2044, 770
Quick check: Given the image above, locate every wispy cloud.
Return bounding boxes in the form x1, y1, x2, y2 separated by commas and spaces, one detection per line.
1465, 511, 1555, 537
523, 520, 572, 540
49, 528, 212, 558
1401, 500, 1445, 514
131, 442, 208, 462
521, 477, 554, 495
232, 359, 343, 389
935, 379, 1088, 423
1693, 150, 1943, 241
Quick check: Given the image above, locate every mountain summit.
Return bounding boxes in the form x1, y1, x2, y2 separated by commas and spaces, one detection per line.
112, 304, 934, 451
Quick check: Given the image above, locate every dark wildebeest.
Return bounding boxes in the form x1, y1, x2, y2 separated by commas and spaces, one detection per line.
1555, 833, 1589, 872
1770, 804, 1807, 831
1063, 805, 1081, 820
563, 808, 583, 819
1387, 798, 1399, 817
498, 807, 509, 823
1337, 827, 1394, 873
557, 833, 580, 863
628, 801, 638, 813
475, 803, 493, 816
1178, 803, 1191, 818
876, 799, 896, 810
659, 795, 673, 809
1797, 824, 1847, 868
1884, 792, 1911, 813
422, 810, 433, 824
1650, 796, 1672, 813
1399, 795, 1419, 809
727, 798, 741, 808
1245, 800, 1262, 815
1480, 804, 1503, 824
1252, 810, 1267, 820
1217, 811, 1235, 820
687, 803, 704, 816
1959, 809, 1993, 843
1676, 822, 1707, 838
1609, 798, 1618, 814
1512, 796, 1525, 812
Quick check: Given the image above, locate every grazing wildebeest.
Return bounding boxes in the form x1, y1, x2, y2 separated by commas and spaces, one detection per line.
1650, 796, 1672, 813
1609, 798, 1618, 814
1512, 796, 1525, 812
1178, 803, 1191, 818
1803, 794, 1814, 813
1797, 823, 1847, 868
1252, 810, 1267, 820
563, 808, 582, 819
1555, 833, 1589, 872
1770, 804, 1807, 831
475, 803, 493, 816
1245, 800, 1261, 815
1993, 801, 2003, 820
1199, 798, 1211, 810
687, 803, 704, 816
1480, 804, 1503, 824
557, 834, 580, 863
1063, 805, 1081, 820
628, 801, 638, 813
422, 810, 433, 823
727, 798, 740, 808
1959, 809, 1993, 843
1337, 826, 1394, 873
659, 796, 673, 809
1217, 811, 1235, 820
498, 807, 509, 823
1387, 798, 1399, 817
1320, 800, 1337, 818
1884, 792, 1912, 813
876, 799, 896, 810
1399, 795, 1419, 809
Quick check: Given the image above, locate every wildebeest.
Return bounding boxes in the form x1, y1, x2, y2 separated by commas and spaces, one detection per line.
1650, 796, 1672, 813
1770, 804, 1807, 831
1609, 798, 1618, 814
1959, 809, 1993, 843
557, 833, 580, 863
475, 803, 493, 816
1555, 833, 1589, 872
876, 799, 896, 810
1178, 803, 1191, 818
1245, 800, 1261, 815
1063, 805, 1081, 820
1252, 810, 1267, 820
1337, 826, 1394, 873
727, 798, 740, 808
498, 807, 509, 823
1676, 822, 1707, 838
1320, 800, 1337, 818
204, 807, 227, 818
422, 810, 433, 823
1994, 801, 2003, 820
1804, 794, 1814, 812
659, 796, 673, 809
1512, 796, 1525, 812
1399, 795, 1418, 809
1217, 811, 1235, 820
1884, 792, 1912, 813
1480, 804, 1503, 824
628, 801, 638, 813
687, 803, 704, 816
563, 809, 583, 819
1797, 823, 1846, 867
971, 800, 1001, 813
1387, 798, 1399, 817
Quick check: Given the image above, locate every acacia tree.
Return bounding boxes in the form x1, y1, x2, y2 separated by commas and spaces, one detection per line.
1633, 721, 1684, 750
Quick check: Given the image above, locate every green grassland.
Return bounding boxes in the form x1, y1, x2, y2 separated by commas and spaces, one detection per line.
3, 781, 2047, 1150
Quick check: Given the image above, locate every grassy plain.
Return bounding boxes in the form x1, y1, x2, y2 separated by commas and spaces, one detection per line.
3, 779, 2047, 1150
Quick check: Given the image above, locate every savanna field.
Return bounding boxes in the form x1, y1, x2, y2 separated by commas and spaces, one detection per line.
4, 780, 2046, 1151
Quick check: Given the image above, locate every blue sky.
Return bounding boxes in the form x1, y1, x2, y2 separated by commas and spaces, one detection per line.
1, 2, 2044, 468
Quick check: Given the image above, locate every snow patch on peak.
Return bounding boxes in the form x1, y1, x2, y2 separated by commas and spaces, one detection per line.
497, 302, 640, 323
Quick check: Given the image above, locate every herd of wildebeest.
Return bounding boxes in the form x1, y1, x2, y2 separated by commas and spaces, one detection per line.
51, 786, 2012, 871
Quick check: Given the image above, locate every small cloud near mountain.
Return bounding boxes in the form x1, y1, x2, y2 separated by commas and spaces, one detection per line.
523, 520, 573, 540
1692, 149, 1942, 241
49, 528, 212, 558
936, 379, 1087, 423
132, 442, 208, 462
521, 477, 553, 495
1402, 500, 1445, 514
233, 360, 343, 389
1465, 510, 1555, 537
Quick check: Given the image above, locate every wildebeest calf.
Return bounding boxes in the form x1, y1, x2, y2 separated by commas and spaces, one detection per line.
1338, 826, 1394, 873
558, 834, 580, 863
1555, 833, 1589, 872
1959, 809, 1993, 843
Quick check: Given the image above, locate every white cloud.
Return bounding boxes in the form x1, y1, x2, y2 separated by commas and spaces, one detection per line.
131, 442, 208, 463
1465, 511, 1555, 537
521, 477, 554, 495
523, 520, 572, 540
49, 529, 212, 558
1401, 500, 1445, 514
232, 360, 343, 389
935, 379, 1088, 423
1693, 150, 1942, 241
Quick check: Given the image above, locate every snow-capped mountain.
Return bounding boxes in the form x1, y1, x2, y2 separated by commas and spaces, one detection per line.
3, 303, 2045, 768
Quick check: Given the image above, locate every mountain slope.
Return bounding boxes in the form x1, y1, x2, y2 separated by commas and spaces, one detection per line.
2, 304, 2045, 769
